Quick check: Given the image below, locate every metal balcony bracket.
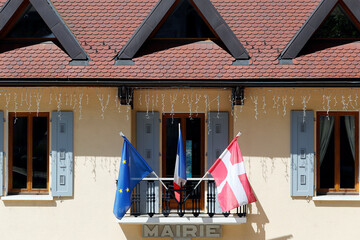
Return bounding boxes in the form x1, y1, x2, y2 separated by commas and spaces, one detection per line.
232, 87, 245, 106
118, 86, 134, 109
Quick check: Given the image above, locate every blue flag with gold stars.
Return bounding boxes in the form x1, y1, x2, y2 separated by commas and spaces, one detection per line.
113, 136, 153, 219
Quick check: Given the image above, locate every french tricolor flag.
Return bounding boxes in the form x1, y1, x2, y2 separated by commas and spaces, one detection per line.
173, 123, 186, 202
209, 135, 256, 212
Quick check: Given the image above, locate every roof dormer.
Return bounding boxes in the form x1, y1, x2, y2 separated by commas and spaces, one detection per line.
279, 0, 360, 64
115, 0, 249, 65
0, 0, 89, 65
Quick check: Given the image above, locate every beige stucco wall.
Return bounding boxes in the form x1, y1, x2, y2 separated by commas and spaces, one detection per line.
234, 88, 360, 240
0, 87, 130, 240
0, 87, 359, 240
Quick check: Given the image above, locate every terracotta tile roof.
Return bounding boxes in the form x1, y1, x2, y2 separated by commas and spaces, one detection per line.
0, 0, 359, 80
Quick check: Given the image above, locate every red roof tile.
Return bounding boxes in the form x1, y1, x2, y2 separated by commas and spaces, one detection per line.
0, 0, 359, 80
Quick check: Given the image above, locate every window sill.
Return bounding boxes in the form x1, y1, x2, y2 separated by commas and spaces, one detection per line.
313, 195, 360, 201
1, 195, 53, 201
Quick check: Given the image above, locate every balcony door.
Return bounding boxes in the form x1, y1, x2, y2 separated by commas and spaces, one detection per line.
162, 113, 205, 209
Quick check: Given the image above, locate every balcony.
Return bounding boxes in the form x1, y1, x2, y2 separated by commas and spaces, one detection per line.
118, 178, 247, 225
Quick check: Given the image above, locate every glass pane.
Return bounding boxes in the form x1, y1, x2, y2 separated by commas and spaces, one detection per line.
319, 116, 335, 189
6, 4, 55, 38
312, 4, 360, 39
32, 116, 48, 189
12, 117, 27, 189
186, 140, 192, 178
340, 116, 355, 189
165, 118, 181, 177
186, 118, 201, 178
154, 0, 215, 38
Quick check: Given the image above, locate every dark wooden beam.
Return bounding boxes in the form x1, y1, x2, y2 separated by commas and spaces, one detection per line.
280, 0, 337, 59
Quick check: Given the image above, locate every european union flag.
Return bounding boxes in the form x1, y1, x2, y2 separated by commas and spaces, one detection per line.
113, 136, 153, 219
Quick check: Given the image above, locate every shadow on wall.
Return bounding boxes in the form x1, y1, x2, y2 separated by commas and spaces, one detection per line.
223, 197, 269, 240
237, 112, 291, 160
119, 200, 270, 240
268, 235, 294, 240
2, 200, 57, 207
119, 197, 295, 240
120, 224, 146, 240
223, 197, 292, 240
314, 200, 360, 208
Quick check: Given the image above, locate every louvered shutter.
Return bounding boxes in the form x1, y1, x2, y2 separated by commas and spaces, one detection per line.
51, 112, 73, 197
291, 110, 314, 197
207, 112, 228, 213
137, 112, 159, 214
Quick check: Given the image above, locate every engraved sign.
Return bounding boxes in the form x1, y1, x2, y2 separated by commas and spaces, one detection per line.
143, 225, 222, 238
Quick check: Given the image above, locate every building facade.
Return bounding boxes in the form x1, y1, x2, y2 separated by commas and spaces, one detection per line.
0, 0, 360, 239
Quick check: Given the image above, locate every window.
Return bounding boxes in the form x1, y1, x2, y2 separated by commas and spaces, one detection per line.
162, 113, 204, 178
153, 0, 215, 39
316, 112, 359, 193
0, 1, 89, 62
280, 1, 360, 60
5, 4, 55, 40
0, 3, 57, 51
115, 0, 250, 63
9, 112, 49, 193
162, 113, 205, 209
312, 4, 360, 40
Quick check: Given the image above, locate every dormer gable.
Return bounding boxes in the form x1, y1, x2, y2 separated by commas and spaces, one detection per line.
312, 3, 360, 39
153, 0, 215, 39
115, 0, 249, 65
0, 0, 89, 65
280, 0, 360, 63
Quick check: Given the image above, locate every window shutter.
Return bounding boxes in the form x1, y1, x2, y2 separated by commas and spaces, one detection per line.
0, 111, 3, 196
291, 110, 314, 197
51, 112, 73, 197
207, 112, 228, 213
137, 112, 159, 214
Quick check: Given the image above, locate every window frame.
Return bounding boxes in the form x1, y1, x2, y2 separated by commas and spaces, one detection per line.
161, 113, 205, 209
8, 112, 49, 193
0, 2, 57, 42
311, 1, 360, 41
316, 111, 359, 194
161, 113, 205, 178
149, 0, 218, 40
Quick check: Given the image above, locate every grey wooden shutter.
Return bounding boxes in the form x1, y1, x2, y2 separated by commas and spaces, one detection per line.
51, 112, 73, 197
0, 111, 3, 196
208, 112, 228, 213
137, 112, 159, 214
291, 110, 314, 197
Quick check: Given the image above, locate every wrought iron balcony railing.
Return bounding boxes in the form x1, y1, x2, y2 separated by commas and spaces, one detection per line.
129, 178, 247, 218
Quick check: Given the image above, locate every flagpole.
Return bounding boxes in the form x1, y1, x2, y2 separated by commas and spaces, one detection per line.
151, 171, 168, 190
193, 171, 209, 190
192, 132, 242, 190
119, 131, 168, 190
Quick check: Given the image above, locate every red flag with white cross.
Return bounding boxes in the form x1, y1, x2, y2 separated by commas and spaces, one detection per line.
208, 136, 256, 212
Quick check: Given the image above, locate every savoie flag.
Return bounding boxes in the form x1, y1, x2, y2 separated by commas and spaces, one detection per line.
173, 123, 186, 202
113, 135, 153, 219
208, 135, 256, 212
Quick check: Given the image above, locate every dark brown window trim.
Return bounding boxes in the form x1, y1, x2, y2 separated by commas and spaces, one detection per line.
8, 112, 49, 194
162, 113, 205, 210
316, 111, 359, 194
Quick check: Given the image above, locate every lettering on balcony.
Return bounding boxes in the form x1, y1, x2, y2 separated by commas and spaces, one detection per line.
143, 224, 221, 238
